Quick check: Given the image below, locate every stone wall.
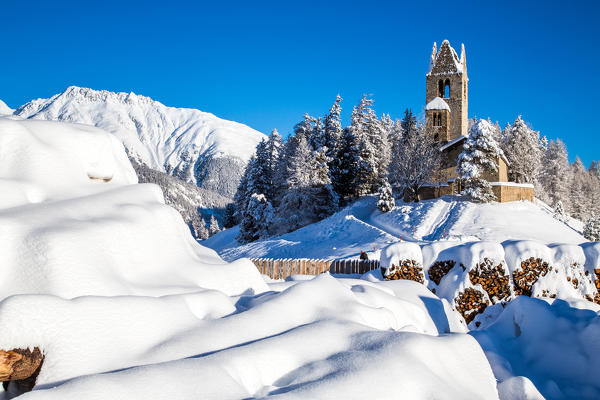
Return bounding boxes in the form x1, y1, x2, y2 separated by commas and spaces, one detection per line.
491, 184, 534, 202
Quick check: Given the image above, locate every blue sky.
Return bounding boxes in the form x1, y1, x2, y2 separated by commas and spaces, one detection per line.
1, 1, 598, 165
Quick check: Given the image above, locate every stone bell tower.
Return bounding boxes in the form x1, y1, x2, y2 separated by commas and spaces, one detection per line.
425, 40, 468, 142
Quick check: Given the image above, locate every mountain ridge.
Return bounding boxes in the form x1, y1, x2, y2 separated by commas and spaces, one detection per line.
13, 86, 266, 198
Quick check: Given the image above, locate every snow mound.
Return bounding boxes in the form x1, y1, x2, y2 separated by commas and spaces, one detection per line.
0, 117, 137, 208
10, 276, 497, 399
472, 296, 600, 399
0, 117, 266, 299
14, 86, 267, 197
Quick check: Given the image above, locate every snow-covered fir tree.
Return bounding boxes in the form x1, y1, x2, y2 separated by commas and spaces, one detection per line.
553, 200, 567, 223
223, 203, 237, 228
331, 126, 361, 201
265, 129, 284, 202
208, 215, 221, 236
322, 95, 343, 162
569, 157, 589, 220
190, 214, 209, 240
388, 114, 441, 202
377, 179, 395, 212
501, 116, 542, 183
271, 135, 338, 235
538, 139, 570, 210
351, 95, 385, 195
238, 193, 274, 243
457, 119, 504, 203
583, 212, 600, 242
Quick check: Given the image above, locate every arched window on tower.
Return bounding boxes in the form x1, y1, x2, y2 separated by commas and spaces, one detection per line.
444, 80, 450, 98
438, 80, 444, 97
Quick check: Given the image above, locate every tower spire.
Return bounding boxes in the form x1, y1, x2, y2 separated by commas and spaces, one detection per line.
428, 42, 437, 73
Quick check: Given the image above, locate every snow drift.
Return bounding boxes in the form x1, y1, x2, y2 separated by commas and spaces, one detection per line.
0, 117, 504, 399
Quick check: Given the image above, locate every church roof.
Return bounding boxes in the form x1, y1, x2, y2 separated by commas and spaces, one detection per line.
427, 40, 464, 76
426, 97, 450, 111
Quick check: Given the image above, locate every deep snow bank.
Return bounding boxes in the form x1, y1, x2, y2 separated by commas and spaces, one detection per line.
0, 117, 266, 298
13, 276, 498, 399
472, 296, 600, 399
0, 117, 500, 399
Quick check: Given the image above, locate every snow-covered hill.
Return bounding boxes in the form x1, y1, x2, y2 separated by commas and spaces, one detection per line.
13, 86, 266, 198
204, 196, 587, 261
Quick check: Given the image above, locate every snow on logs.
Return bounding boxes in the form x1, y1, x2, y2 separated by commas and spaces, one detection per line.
381, 240, 600, 325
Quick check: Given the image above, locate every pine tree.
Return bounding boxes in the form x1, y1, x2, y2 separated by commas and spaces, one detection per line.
266, 129, 284, 202
323, 95, 343, 163
351, 95, 381, 195
331, 127, 361, 200
208, 215, 221, 236
237, 193, 274, 243
569, 157, 589, 220
457, 119, 503, 203
377, 179, 395, 212
539, 139, 570, 210
583, 212, 600, 242
190, 214, 209, 240
553, 200, 567, 223
223, 203, 237, 228
501, 116, 542, 183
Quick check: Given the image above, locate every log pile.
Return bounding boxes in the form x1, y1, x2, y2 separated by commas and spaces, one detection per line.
512, 257, 551, 297
595, 269, 600, 304
455, 288, 489, 324
428, 260, 456, 285
0, 347, 43, 395
386, 260, 424, 284
468, 258, 511, 303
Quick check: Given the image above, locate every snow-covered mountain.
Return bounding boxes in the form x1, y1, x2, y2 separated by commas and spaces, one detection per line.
0, 99, 13, 115
14, 86, 267, 198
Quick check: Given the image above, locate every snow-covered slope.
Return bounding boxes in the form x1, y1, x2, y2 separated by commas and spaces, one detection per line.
14, 86, 266, 197
204, 196, 587, 261
0, 117, 505, 399
0, 99, 13, 115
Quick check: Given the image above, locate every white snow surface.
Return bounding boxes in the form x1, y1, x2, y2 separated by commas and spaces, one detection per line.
425, 96, 451, 111
472, 296, 600, 399
13, 86, 266, 189
206, 196, 587, 262
0, 118, 506, 399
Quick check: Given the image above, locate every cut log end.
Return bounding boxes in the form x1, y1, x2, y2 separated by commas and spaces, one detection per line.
0, 347, 43, 382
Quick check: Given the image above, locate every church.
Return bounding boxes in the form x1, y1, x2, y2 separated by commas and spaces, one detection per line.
419, 40, 534, 202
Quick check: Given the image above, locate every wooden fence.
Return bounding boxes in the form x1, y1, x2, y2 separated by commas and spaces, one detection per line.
250, 258, 380, 280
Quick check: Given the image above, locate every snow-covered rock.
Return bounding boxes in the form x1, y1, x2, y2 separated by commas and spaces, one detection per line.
14, 86, 267, 198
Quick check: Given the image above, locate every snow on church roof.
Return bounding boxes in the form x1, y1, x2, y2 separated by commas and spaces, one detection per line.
426, 97, 450, 111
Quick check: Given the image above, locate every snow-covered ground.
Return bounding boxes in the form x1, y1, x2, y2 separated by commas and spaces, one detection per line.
1, 116, 598, 399
204, 196, 586, 262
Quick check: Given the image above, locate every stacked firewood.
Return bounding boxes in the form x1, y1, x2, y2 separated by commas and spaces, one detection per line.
386, 260, 424, 284
594, 269, 600, 304
455, 288, 489, 324
512, 257, 551, 297
468, 258, 511, 303
428, 260, 456, 285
